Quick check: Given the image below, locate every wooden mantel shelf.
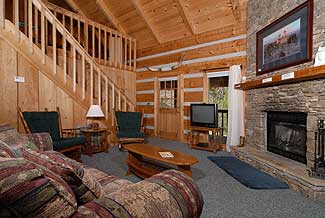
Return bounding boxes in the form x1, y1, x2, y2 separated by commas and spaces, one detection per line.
235, 65, 325, 90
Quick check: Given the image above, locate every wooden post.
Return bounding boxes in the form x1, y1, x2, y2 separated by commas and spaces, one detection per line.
72, 44, 76, 92
24, 0, 27, 34
82, 54, 85, 99
28, 0, 33, 53
34, 7, 38, 44
114, 31, 117, 67
111, 83, 115, 125
105, 78, 108, 118
124, 37, 127, 69
63, 31, 67, 83
111, 84, 115, 110
70, 16, 73, 36
104, 30, 107, 65
41, 6, 45, 64
85, 21, 88, 52
52, 20, 56, 75
179, 74, 184, 141
77, 19, 80, 42
119, 34, 122, 69
14, 0, 19, 41
0, 0, 4, 28
90, 62, 94, 104
92, 25, 95, 58
118, 91, 121, 110
128, 38, 132, 71
98, 27, 101, 63
98, 71, 101, 106
133, 40, 136, 71
108, 31, 112, 66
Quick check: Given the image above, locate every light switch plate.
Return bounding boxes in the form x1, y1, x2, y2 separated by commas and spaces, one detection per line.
14, 76, 25, 83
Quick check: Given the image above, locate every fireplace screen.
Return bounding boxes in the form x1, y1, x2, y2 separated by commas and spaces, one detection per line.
267, 112, 307, 164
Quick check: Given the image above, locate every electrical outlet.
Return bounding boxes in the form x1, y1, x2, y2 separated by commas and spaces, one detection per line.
14, 76, 25, 83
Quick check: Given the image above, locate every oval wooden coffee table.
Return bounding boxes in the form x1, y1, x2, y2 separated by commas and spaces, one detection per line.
123, 144, 198, 178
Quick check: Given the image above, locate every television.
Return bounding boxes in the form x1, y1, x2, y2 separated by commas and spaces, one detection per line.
190, 104, 218, 128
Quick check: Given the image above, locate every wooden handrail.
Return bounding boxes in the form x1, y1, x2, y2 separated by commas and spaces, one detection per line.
46, 2, 136, 71
0, 0, 135, 123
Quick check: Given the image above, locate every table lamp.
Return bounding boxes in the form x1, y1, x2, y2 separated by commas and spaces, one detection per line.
86, 105, 105, 129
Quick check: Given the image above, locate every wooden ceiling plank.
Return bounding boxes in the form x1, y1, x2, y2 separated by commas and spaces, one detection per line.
65, 0, 87, 17
174, 0, 195, 35
129, 0, 162, 44
96, 0, 126, 34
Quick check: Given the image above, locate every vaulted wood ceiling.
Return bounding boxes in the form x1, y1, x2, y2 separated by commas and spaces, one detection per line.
47, 0, 247, 50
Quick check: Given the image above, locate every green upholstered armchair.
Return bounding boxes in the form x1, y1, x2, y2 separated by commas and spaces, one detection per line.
18, 107, 85, 161
115, 111, 145, 150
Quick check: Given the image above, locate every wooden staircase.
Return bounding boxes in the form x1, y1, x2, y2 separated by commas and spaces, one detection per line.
46, 2, 136, 71
0, 0, 136, 126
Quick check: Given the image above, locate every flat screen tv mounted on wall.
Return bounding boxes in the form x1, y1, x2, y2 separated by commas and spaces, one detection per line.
190, 104, 218, 128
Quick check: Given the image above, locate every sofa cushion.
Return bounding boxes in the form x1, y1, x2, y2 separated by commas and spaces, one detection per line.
22, 149, 101, 204
72, 202, 115, 218
0, 157, 77, 218
0, 124, 37, 154
85, 167, 133, 195
53, 136, 86, 150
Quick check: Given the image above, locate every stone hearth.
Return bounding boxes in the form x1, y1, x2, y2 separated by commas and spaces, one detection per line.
232, 146, 325, 201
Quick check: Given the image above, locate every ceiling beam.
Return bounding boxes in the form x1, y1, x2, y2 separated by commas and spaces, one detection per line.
174, 0, 195, 35
96, 0, 126, 34
65, 0, 87, 17
129, 0, 161, 43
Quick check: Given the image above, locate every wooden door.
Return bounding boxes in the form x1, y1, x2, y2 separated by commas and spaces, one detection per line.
158, 78, 181, 140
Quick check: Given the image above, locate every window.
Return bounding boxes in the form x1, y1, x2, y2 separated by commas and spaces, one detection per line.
160, 80, 177, 108
209, 76, 228, 135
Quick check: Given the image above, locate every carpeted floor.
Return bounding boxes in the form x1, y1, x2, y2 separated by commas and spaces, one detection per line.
82, 137, 325, 218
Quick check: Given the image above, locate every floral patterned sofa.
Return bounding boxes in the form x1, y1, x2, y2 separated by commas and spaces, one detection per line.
0, 124, 204, 218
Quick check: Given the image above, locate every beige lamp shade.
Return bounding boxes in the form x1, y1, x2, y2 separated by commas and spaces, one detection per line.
86, 105, 105, 118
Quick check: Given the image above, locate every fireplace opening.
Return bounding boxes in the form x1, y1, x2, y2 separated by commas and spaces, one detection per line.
267, 111, 307, 164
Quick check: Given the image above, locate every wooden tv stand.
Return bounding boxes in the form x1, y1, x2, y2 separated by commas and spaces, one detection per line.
188, 126, 224, 153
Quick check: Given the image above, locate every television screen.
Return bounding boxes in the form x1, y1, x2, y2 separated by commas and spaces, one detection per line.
190, 104, 217, 128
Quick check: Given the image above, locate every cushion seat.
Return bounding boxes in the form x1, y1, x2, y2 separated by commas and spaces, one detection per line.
53, 136, 86, 150
117, 131, 145, 139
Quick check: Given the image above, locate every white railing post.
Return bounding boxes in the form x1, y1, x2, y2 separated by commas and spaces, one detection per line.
133, 40, 136, 71
104, 30, 107, 64
105, 78, 108, 118
98, 70, 101, 106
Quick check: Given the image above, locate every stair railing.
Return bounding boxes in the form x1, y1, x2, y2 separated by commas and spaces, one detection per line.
46, 2, 136, 71
0, 0, 135, 124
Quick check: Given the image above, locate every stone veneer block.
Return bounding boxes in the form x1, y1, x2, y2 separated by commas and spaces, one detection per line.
231, 146, 325, 202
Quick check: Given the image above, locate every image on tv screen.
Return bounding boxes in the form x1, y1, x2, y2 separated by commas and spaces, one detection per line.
192, 105, 215, 124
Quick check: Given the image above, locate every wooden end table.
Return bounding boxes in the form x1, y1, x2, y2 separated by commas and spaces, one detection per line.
188, 126, 224, 152
81, 128, 110, 156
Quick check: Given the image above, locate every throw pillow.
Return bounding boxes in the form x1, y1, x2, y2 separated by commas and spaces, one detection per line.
22, 149, 102, 204
0, 157, 77, 218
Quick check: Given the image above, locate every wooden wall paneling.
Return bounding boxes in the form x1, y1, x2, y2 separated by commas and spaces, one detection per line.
136, 56, 247, 79
73, 101, 87, 128
17, 54, 39, 132
137, 38, 246, 68
0, 39, 17, 128
184, 106, 190, 116
184, 92, 203, 102
136, 81, 154, 91
137, 105, 154, 114
136, 93, 154, 102
56, 87, 74, 129
184, 77, 203, 88
143, 117, 154, 126
38, 72, 56, 111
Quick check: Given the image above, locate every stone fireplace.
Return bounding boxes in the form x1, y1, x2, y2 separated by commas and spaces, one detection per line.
267, 111, 307, 164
